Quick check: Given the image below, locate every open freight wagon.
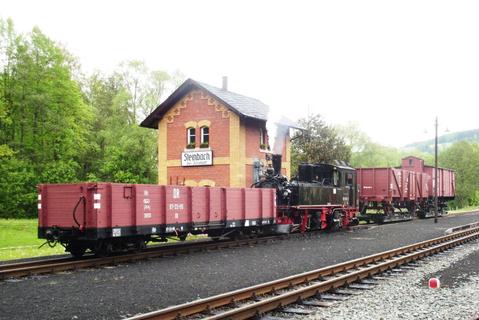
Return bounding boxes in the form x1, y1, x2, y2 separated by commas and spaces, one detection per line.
38, 183, 277, 257
357, 156, 456, 223
357, 167, 429, 223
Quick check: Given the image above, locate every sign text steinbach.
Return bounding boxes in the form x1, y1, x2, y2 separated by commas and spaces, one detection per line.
181, 150, 213, 167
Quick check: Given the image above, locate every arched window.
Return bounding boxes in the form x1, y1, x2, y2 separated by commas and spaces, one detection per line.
200, 126, 209, 147
187, 127, 196, 148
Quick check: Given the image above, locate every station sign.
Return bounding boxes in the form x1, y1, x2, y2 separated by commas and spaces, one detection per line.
181, 150, 213, 167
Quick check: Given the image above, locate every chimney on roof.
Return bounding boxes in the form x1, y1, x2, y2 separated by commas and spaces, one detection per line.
222, 76, 228, 91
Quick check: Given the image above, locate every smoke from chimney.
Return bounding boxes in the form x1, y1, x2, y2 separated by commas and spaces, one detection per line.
266, 114, 289, 154
267, 115, 290, 156
273, 124, 290, 155
222, 76, 228, 91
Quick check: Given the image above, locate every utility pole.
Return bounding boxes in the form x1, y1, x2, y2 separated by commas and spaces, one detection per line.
434, 117, 438, 223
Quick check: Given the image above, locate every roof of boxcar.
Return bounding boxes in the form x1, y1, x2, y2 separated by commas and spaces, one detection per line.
141, 79, 304, 130
402, 155, 424, 161
141, 79, 273, 129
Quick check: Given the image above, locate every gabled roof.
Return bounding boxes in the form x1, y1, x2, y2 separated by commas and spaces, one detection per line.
140, 78, 270, 129
402, 156, 425, 161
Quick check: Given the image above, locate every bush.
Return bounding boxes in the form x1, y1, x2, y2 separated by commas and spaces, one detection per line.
0, 158, 38, 218
39, 160, 80, 183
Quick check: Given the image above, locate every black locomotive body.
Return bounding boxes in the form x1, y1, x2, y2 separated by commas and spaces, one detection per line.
292, 162, 358, 208
254, 157, 359, 232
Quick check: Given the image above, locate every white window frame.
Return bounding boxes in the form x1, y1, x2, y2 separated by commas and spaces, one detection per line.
200, 126, 209, 145
187, 127, 196, 145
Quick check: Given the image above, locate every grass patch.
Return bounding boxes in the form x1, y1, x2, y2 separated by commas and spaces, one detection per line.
0, 219, 65, 261
0, 219, 209, 262
448, 206, 479, 215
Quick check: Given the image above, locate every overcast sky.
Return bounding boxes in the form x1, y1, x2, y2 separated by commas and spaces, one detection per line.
2, 0, 479, 147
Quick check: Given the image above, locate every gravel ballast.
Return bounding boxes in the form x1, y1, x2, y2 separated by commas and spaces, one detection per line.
305, 239, 479, 320
1, 211, 479, 320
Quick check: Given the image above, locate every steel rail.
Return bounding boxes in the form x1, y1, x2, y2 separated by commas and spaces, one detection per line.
128, 226, 479, 320
0, 235, 284, 280
0, 239, 221, 272
0, 256, 79, 271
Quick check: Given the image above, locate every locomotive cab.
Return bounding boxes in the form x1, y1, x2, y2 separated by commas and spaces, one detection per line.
294, 162, 357, 207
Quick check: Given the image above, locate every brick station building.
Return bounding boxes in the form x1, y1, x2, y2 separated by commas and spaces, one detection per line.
141, 78, 297, 187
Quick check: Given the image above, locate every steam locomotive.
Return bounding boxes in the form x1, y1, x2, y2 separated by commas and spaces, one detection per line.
253, 154, 359, 232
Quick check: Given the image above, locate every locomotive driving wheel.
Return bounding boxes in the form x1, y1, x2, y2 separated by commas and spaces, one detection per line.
328, 210, 343, 231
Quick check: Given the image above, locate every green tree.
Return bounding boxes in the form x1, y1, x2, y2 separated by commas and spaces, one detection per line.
439, 141, 479, 207
291, 114, 351, 175
83, 69, 159, 184
335, 123, 433, 168
118, 60, 182, 124
335, 122, 371, 153
0, 19, 93, 217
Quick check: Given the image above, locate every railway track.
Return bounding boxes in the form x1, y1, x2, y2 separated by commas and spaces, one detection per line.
127, 226, 479, 320
0, 235, 285, 280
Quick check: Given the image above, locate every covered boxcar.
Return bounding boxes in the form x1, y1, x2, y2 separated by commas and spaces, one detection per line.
402, 156, 455, 216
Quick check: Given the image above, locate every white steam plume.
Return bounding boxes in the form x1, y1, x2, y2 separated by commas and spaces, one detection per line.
266, 114, 291, 155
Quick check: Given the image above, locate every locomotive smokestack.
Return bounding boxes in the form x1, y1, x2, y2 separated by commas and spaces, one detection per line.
272, 154, 282, 176
222, 76, 228, 91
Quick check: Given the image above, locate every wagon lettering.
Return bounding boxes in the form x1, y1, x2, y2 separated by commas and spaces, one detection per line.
112, 228, 121, 237
168, 203, 184, 210
173, 188, 180, 199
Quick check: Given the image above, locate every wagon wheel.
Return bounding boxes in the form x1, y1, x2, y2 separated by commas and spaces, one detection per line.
207, 230, 223, 241
377, 214, 386, 224
233, 230, 246, 240
94, 240, 113, 257
178, 233, 188, 241
68, 244, 86, 258
134, 240, 147, 252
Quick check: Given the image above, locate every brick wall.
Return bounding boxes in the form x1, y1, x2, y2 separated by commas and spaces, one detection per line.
167, 165, 229, 186
166, 90, 230, 160
161, 89, 232, 186
158, 88, 291, 187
